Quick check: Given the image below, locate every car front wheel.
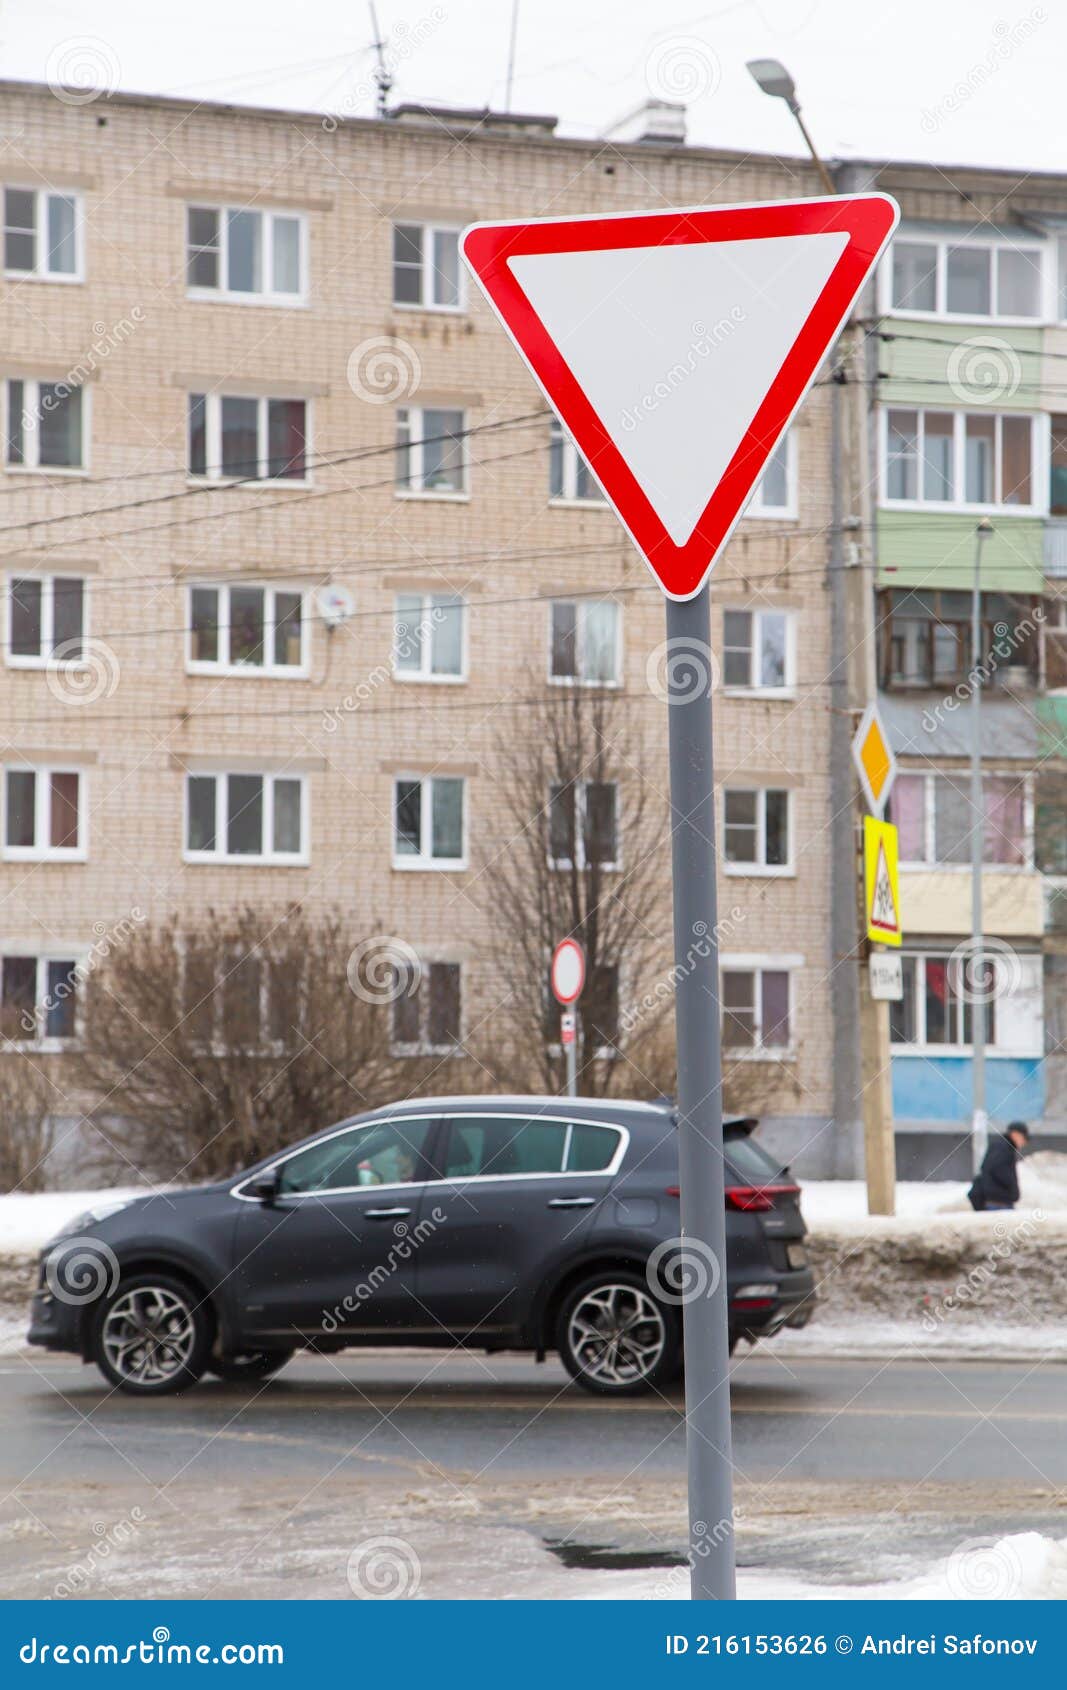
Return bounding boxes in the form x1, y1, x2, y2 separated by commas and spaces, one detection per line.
556, 1272, 681, 1396
90, 1274, 212, 1396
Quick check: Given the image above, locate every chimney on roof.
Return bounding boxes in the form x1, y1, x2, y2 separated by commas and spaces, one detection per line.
602, 98, 687, 145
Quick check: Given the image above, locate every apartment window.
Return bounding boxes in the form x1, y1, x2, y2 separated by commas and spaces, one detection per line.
890, 953, 997, 1049
883, 408, 1036, 510
393, 593, 465, 680
722, 968, 790, 1051
3, 767, 83, 860
4, 381, 84, 471
185, 773, 306, 864
880, 588, 1038, 690
888, 235, 1043, 320
549, 419, 604, 503
723, 788, 790, 872
748, 429, 796, 515
722, 609, 791, 691
890, 771, 1027, 867
186, 206, 304, 301
393, 776, 464, 868
6, 575, 84, 665
549, 599, 620, 684
392, 223, 462, 309
1036, 772, 1067, 873
395, 406, 466, 495
549, 781, 619, 869
4, 187, 79, 279
0, 954, 77, 1043
188, 393, 307, 482
393, 961, 462, 1053
187, 584, 305, 675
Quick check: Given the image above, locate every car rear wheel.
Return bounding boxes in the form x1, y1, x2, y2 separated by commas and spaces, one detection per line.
208, 1349, 295, 1384
90, 1274, 212, 1396
557, 1272, 681, 1396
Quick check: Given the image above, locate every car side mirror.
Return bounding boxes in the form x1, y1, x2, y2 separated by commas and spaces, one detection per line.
245, 1168, 281, 1205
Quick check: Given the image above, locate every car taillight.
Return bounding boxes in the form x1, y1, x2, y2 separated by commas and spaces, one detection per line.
665, 1183, 799, 1209
725, 1184, 799, 1212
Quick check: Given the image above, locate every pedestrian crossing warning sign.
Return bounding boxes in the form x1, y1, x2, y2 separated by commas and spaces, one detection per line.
864, 816, 901, 948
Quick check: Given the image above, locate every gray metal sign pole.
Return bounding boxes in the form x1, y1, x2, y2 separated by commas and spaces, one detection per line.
564, 1012, 578, 1098
665, 585, 736, 1601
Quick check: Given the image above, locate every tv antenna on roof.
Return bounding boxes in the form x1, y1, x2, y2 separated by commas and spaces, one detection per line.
368, 2, 394, 117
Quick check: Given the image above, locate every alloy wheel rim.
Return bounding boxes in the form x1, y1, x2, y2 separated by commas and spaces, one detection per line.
568, 1283, 667, 1386
102, 1287, 196, 1385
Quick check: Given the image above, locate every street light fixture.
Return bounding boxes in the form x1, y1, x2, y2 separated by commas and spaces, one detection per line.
746, 58, 837, 195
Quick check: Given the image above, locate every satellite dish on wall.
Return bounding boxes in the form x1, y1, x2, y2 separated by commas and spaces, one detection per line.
316, 584, 354, 627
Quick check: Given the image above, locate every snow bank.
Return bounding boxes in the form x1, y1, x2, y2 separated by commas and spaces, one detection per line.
0, 1188, 149, 1255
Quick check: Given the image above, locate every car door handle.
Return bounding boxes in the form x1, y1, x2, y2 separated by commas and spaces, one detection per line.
547, 1196, 596, 1208
364, 1207, 412, 1219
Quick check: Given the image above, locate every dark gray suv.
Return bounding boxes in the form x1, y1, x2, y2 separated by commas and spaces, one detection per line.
28, 1095, 815, 1397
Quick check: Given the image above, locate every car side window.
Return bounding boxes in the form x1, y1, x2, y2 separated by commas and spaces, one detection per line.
442, 1116, 567, 1179
564, 1122, 620, 1172
276, 1118, 434, 1194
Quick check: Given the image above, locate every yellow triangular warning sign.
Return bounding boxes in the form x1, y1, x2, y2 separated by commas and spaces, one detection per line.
864, 816, 902, 948
870, 843, 898, 934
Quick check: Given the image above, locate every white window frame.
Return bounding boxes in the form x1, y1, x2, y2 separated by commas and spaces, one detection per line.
719, 954, 801, 1060
394, 405, 468, 500
879, 406, 1046, 515
893, 769, 1033, 872
889, 950, 1007, 1055
0, 949, 82, 1049
187, 392, 310, 485
4, 573, 87, 669
548, 419, 606, 506
721, 607, 795, 696
547, 598, 622, 687
722, 787, 793, 877
183, 772, 309, 866
882, 232, 1050, 323
548, 780, 621, 873
391, 222, 464, 312
392, 775, 467, 871
3, 379, 88, 474
3, 186, 83, 282
2, 765, 87, 862
392, 592, 467, 683
747, 428, 798, 519
391, 958, 464, 1056
185, 205, 308, 305
185, 582, 309, 678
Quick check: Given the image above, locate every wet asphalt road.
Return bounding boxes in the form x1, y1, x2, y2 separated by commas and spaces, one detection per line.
5, 1347, 1067, 1489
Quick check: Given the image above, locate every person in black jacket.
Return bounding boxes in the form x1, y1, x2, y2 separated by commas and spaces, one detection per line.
968, 1122, 1030, 1211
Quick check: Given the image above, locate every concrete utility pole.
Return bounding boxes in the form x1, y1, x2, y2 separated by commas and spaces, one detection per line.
971, 518, 994, 1173
748, 66, 887, 1186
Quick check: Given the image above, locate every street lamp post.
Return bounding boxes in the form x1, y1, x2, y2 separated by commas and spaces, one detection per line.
971, 518, 994, 1174
745, 60, 837, 195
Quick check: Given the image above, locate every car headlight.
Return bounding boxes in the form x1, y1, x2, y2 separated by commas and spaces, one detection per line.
51, 1198, 138, 1241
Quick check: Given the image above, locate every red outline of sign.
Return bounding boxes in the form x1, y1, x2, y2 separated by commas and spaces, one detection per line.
462, 194, 898, 599
550, 938, 586, 1005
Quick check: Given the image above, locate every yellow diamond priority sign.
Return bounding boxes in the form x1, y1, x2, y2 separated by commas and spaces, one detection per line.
851, 700, 897, 816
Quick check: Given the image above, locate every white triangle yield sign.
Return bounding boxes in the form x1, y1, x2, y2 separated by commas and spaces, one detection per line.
462, 195, 898, 599
870, 842, 899, 938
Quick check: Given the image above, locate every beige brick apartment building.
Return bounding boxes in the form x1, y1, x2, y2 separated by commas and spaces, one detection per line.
0, 82, 842, 1176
